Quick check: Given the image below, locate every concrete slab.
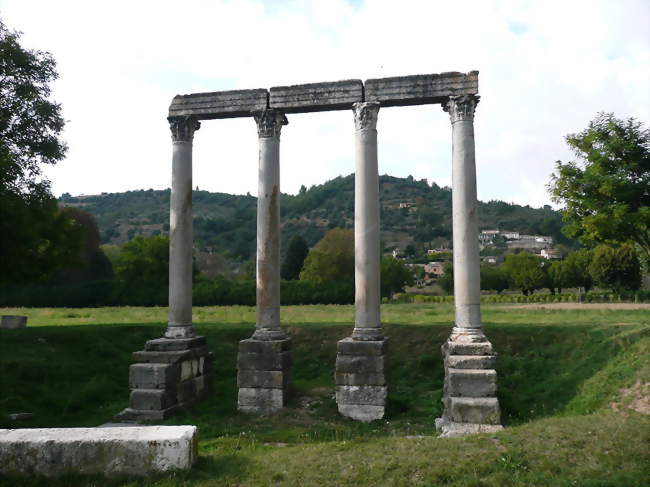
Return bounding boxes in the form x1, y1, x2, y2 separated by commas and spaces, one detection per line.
1, 315, 27, 329
0, 426, 198, 477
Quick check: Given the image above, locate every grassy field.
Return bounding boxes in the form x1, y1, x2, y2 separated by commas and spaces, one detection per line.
0, 303, 648, 486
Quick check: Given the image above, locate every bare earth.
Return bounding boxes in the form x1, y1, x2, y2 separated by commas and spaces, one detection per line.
502, 303, 650, 310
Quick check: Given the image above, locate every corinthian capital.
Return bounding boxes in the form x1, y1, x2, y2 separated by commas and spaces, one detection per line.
254, 110, 288, 138
169, 116, 201, 142
443, 95, 480, 123
353, 102, 380, 131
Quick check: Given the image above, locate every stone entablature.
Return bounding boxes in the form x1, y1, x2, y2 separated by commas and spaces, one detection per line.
168, 72, 479, 119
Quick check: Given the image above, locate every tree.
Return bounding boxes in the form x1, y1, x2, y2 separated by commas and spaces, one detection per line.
439, 263, 454, 295
380, 257, 413, 299
563, 249, 594, 293
549, 113, 649, 258
502, 252, 546, 295
588, 243, 641, 293
0, 20, 71, 283
115, 235, 169, 288
300, 228, 354, 283
480, 265, 508, 294
547, 260, 571, 294
281, 235, 309, 280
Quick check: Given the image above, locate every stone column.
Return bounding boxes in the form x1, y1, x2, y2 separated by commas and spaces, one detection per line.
335, 102, 387, 422
237, 110, 292, 414
167, 116, 200, 339
435, 95, 503, 437
117, 116, 212, 422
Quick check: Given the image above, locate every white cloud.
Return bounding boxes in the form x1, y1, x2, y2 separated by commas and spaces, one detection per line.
1, 0, 648, 207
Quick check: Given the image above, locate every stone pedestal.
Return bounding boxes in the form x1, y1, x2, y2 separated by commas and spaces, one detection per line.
1, 315, 27, 329
116, 336, 212, 421
237, 338, 292, 414
335, 338, 387, 421
436, 95, 502, 437
435, 332, 502, 437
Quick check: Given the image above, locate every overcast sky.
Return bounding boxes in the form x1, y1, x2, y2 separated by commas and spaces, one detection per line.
2, 0, 649, 207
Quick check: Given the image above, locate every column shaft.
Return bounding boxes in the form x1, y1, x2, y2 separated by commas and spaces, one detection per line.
448, 96, 482, 331
167, 117, 200, 339
253, 110, 287, 341
352, 102, 382, 341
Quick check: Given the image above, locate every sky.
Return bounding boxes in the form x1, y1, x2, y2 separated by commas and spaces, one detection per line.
1, 0, 649, 208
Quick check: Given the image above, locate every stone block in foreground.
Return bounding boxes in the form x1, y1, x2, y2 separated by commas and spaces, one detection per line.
0, 426, 197, 477
237, 338, 292, 414
335, 337, 388, 421
116, 336, 212, 421
1, 315, 27, 329
436, 331, 503, 437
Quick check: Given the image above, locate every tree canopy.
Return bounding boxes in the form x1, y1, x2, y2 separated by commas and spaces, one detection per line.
549, 113, 649, 257
300, 228, 354, 283
281, 235, 309, 280
0, 20, 74, 283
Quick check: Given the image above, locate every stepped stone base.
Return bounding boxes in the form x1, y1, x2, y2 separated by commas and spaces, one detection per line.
436, 329, 502, 437
116, 336, 212, 422
335, 337, 387, 422
237, 338, 292, 414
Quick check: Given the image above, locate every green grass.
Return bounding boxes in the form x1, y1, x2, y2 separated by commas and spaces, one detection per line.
0, 304, 648, 486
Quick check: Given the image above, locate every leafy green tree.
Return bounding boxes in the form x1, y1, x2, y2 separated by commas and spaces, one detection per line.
380, 257, 414, 299
480, 265, 509, 294
56, 207, 113, 283
588, 243, 641, 293
439, 263, 454, 295
564, 249, 594, 293
502, 252, 546, 295
115, 235, 169, 288
300, 228, 354, 283
549, 113, 649, 258
547, 260, 572, 294
0, 20, 74, 283
281, 235, 309, 280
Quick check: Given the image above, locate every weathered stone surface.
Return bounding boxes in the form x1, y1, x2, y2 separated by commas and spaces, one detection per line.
337, 337, 387, 356
168, 89, 268, 120
445, 341, 494, 356
0, 426, 197, 476
238, 370, 290, 389
435, 417, 503, 438
365, 71, 479, 107
336, 385, 387, 406
1, 315, 27, 329
445, 397, 501, 425
144, 336, 206, 352
446, 369, 497, 397
129, 389, 175, 411
335, 372, 386, 386
129, 363, 179, 389
115, 406, 181, 421
133, 345, 209, 364
335, 354, 385, 374
238, 388, 285, 413
337, 404, 385, 422
269, 80, 363, 113
237, 351, 292, 371
446, 355, 496, 370
238, 338, 291, 354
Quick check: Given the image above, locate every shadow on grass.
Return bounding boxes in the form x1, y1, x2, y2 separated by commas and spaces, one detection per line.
1, 320, 646, 435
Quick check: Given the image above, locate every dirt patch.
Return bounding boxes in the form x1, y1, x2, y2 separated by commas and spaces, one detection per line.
611, 380, 650, 415
502, 303, 650, 310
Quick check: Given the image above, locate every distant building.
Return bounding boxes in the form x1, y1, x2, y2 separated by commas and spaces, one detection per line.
399, 201, 415, 209
501, 231, 520, 240
392, 249, 401, 258
481, 255, 503, 265
540, 248, 561, 260
424, 261, 445, 276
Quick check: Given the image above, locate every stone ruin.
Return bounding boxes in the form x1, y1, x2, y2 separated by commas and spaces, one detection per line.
117, 71, 503, 436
